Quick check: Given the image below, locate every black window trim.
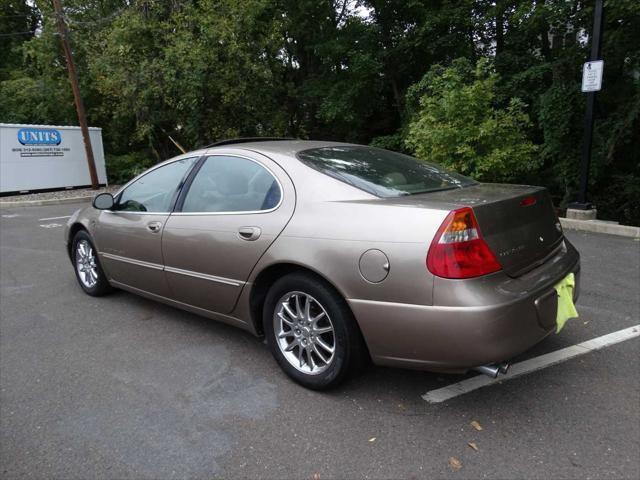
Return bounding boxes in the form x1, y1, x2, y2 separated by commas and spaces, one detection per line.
106, 155, 201, 215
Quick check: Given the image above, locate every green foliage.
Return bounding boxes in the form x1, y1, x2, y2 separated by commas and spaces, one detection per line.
0, 76, 70, 125
105, 152, 155, 185
537, 82, 583, 203
405, 59, 539, 182
369, 133, 406, 153
0, 0, 39, 76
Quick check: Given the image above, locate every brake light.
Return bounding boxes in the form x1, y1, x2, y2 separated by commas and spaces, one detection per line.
427, 207, 502, 279
520, 195, 537, 207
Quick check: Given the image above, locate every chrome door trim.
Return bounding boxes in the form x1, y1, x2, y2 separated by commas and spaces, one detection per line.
103, 210, 167, 216
171, 209, 279, 216
100, 252, 245, 287
164, 266, 243, 287
100, 252, 164, 271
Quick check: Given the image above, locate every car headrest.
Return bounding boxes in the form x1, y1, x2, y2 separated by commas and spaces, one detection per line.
382, 172, 407, 186
218, 168, 249, 195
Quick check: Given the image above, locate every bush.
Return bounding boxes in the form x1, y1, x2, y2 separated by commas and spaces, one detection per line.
405, 58, 540, 183
105, 152, 155, 185
369, 133, 407, 153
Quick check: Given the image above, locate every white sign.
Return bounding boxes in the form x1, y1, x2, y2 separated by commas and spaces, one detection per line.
581, 60, 604, 92
0, 123, 107, 193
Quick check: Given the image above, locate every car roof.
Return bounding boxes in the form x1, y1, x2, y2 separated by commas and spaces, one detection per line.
206, 139, 359, 156
160, 140, 362, 170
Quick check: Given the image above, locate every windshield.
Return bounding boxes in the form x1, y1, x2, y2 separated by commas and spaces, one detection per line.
297, 146, 476, 197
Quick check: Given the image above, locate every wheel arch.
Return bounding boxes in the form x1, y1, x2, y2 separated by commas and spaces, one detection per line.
66, 222, 88, 260
249, 262, 351, 337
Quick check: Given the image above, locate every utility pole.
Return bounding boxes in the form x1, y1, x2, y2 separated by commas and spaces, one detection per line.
569, 0, 603, 214
51, 0, 99, 189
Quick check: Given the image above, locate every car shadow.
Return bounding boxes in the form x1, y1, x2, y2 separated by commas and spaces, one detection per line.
97, 287, 588, 410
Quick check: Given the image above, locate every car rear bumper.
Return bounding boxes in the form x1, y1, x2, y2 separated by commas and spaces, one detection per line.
348, 239, 580, 372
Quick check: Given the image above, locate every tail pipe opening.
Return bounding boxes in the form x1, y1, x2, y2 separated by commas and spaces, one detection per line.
473, 362, 510, 378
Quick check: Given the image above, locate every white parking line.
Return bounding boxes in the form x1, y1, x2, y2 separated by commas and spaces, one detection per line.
38, 215, 72, 221
422, 324, 640, 404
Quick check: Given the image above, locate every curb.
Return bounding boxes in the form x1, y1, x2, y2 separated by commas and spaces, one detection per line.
0, 196, 93, 208
560, 217, 640, 239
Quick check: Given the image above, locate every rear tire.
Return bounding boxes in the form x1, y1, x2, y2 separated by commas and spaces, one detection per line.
72, 230, 113, 297
263, 272, 367, 390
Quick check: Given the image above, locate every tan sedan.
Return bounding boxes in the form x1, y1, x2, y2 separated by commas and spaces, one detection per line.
65, 139, 580, 389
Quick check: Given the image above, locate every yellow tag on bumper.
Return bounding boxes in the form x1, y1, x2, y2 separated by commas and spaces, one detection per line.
554, 272, 579, 333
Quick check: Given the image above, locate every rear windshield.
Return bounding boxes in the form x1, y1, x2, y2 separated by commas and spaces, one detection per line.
297, 146, 476, 197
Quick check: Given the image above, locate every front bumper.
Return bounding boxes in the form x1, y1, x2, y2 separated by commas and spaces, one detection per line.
349, 239, 580, 372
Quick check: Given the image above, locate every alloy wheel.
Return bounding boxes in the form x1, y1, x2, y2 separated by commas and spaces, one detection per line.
273, 291, 336, 375
75, 239, 98, 288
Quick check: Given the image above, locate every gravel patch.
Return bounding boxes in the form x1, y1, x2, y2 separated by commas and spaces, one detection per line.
0, 185, 120, 202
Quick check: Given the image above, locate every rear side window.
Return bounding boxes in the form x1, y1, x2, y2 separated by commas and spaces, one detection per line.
181, 155, 281, 213
297, 146, 476, 197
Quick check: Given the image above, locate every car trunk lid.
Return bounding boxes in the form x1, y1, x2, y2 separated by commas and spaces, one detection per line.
473, 189, 562, 277
424, 184, 563, 277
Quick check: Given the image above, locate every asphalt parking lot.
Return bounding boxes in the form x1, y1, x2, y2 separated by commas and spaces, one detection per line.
1, 202, 639, 479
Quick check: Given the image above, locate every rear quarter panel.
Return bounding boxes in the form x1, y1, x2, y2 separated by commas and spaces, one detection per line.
240, 199, 448, 307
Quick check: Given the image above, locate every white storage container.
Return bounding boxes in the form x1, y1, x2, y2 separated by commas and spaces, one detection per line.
0, 123, 108, 193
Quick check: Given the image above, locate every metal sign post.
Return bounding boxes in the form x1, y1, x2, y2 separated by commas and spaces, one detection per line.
569, 0, 603, 212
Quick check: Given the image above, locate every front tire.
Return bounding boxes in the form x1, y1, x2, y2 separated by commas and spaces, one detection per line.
72, 230, 113, 297
263, 272, 367, 390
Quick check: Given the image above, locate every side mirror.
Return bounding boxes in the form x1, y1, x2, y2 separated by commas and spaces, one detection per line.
92, 192, 114, 210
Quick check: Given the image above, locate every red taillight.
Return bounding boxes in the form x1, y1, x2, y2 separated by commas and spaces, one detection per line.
520, 195, 537, 207
426, 207, 502, 279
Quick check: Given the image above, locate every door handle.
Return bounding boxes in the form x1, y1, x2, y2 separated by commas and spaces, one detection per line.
147, 221, 163, 233
238, 226, 261, 241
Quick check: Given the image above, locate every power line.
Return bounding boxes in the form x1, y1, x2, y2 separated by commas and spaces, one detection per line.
0, 7, 127, 38
1, 7, 126, 25
0, 30, 37, 37
0, 14, 36, 19
63, 7, 128, 26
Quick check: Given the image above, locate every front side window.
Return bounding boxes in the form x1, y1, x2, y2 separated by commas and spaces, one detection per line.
297, 146, 476, 197
116, 157, 197, 212
181, 155, 281, 213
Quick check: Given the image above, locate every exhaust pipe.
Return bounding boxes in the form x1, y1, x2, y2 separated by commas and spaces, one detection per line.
473, 362, 510, 378
473, 364, 500, 378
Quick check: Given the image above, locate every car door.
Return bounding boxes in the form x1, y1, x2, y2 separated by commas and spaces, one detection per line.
161, 152, 295, 313
95, 156, 198, 297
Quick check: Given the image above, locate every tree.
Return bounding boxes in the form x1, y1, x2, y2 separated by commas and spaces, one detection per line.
0, 0, 39, 77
